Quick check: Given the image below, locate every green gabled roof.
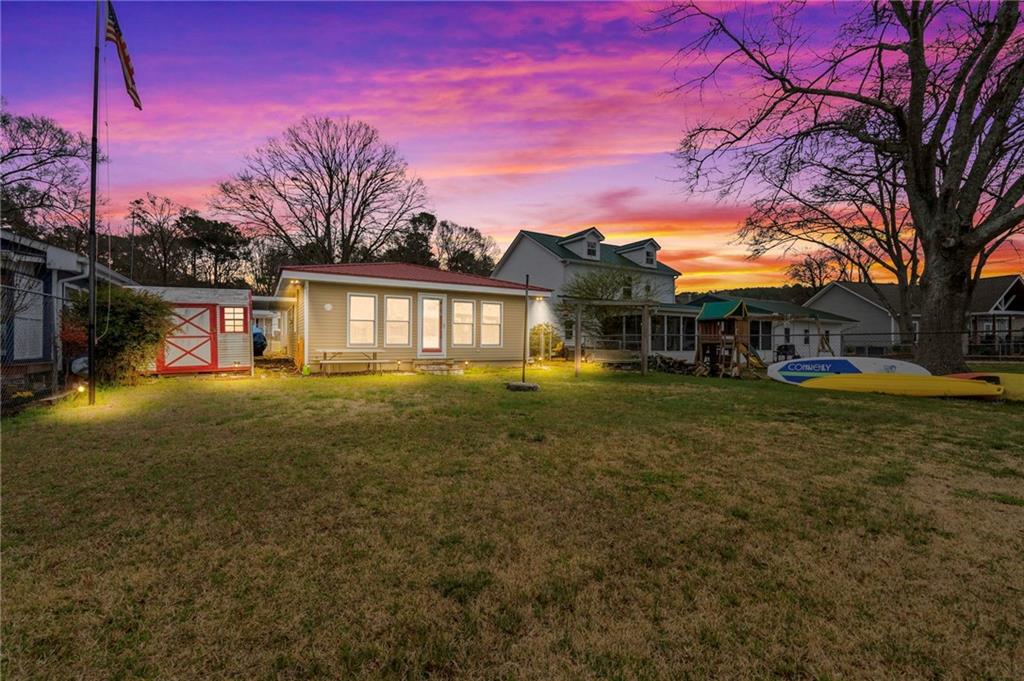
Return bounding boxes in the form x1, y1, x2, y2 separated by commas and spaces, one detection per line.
615, 238, 659, 253
687, 293, 855, 323
698, 300, 747, 321
521, 230, 681, 276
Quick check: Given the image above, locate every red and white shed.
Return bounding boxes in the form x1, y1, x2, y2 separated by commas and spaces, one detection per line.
131, 287, 253, 375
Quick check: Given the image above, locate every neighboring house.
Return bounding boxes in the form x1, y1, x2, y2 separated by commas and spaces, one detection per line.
1, 229, 133, 394
493, 225, 692, 348
683, 293, 855, 363
274, 262, 551, 372
805, 274, 1024, 355
491, 227, 857, 364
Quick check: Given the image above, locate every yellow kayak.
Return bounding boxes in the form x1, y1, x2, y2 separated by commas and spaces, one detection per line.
947, 373, 1024, 402
801, 373, 1005, 399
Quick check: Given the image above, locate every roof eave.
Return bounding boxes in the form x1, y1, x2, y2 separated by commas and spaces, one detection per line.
277, 268, 552, 297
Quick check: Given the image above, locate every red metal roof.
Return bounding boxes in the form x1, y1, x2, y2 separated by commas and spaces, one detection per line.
281, 262, 551, 292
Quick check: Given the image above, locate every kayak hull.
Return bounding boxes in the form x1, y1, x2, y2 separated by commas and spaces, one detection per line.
801, 373, 1004, 399
947, 373, 1024, 402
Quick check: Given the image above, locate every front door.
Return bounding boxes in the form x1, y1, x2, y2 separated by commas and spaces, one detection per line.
419, 295, 446, 358
158, 304, 218, 372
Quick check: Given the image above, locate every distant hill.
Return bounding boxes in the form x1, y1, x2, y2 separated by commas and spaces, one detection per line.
678, 284, 818, 305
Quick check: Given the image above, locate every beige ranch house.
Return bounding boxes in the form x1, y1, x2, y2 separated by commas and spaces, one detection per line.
271, 263, 551, 373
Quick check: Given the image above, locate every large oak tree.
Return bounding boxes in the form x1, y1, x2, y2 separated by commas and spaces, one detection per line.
654, 1, 1024, 372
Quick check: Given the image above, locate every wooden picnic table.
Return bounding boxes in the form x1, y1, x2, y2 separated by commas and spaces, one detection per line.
315, 348, 391, 375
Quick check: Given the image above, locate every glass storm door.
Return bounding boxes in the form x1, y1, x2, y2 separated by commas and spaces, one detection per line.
420, 296, 444, 356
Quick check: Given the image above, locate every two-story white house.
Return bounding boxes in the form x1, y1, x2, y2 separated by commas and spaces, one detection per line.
492, 228, 702, 356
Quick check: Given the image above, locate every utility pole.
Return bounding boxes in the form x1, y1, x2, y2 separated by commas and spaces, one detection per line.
86, 0, 101, 406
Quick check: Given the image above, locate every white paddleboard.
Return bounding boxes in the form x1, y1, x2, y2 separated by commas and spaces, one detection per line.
767, 356, 930, 385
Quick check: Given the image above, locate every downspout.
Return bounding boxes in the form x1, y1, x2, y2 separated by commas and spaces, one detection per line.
58, 267, 92, 383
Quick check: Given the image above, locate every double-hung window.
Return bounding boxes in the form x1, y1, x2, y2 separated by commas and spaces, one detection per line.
384, 296, 411, 346
480, 302, 502, 346
348, 294, 376, 346
452, 300, 475, 346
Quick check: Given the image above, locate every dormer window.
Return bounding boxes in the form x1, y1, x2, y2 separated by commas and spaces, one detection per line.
586, 241, 597, 257
645, 250, 655, 266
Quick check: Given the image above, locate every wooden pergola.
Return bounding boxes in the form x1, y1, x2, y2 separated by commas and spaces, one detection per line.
560, 296, 662, 377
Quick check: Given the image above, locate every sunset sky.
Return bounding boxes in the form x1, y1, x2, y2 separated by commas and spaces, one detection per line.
2, 1, 1021, 290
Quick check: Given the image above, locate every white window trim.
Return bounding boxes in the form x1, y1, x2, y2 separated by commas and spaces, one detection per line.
418, 293, 447, 359
451, 298, 476, 347
346, 292, 378, 349
222, 306, 246, 333
383, 295, 413, 348
479, 300, 504, 348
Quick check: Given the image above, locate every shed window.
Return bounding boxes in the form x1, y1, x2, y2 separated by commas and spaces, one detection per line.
221, 306, 246, 333
452, 300, 475, 346
385, 296, 410, 346
348, 294, 376, 346
480, 302, 502, 346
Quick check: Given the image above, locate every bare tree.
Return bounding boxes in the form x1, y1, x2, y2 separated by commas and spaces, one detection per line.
213, 116, 426, 264
557, 269, 671, 341
129, 194, 183, 285
433, 221, 498, 275
653, 1, 1024, 373
1, 106, 96, 242
743, 144, 925, 337
785, 251, 845, 291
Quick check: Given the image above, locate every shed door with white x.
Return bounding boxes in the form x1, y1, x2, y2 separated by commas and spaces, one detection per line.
159, 304, 218, 371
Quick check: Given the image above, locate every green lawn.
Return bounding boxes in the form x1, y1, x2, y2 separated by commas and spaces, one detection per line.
3, 365, 1024, 679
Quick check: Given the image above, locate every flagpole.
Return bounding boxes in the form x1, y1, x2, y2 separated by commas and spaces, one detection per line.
87, 0, 101, 405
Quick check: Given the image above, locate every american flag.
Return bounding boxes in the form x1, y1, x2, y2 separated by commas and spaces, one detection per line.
105, 0, 142, 110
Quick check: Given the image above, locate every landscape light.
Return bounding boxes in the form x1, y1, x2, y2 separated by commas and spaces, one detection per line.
77, 385, 85, 393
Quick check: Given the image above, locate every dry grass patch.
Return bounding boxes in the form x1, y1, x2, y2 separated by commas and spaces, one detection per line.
3, 364, 1023, 679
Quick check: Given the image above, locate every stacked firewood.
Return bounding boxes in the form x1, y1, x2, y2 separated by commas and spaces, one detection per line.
650, 354, 697, 375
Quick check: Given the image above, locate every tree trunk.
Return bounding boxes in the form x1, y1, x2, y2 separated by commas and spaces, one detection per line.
915, 247, 972, 374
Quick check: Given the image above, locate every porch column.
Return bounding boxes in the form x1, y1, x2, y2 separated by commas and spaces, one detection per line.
641, 305, 650, 376
574, 305, 582, 378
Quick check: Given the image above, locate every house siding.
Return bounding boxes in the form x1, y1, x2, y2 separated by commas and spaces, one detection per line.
301, 281, 527, 371
805, 286, 893, 351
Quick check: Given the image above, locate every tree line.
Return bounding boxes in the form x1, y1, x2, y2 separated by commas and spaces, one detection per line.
1, 109, 497, 294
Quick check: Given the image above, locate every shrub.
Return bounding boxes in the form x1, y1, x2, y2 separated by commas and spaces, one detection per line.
66, 286, 173, 384
530, 323, 563, 358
